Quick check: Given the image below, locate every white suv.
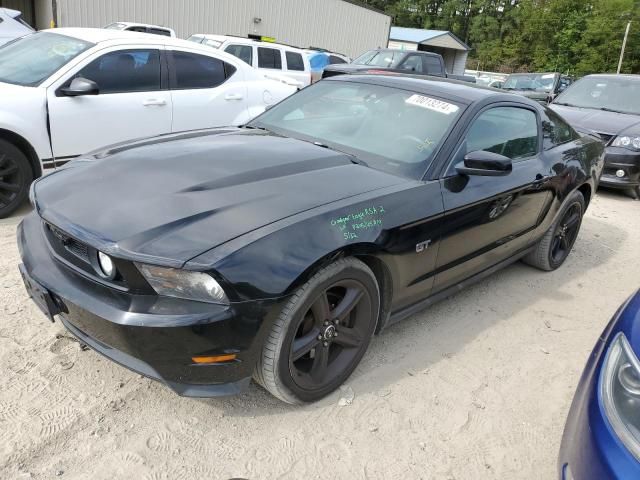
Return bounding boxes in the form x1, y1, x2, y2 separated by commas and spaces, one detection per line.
0, 28, 296, 217
187, 34, 312, 88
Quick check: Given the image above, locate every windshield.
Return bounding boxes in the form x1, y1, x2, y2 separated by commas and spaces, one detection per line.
503, 73, 556, 92
554, 76, 640, 115
250, 80, 463, 179
352, 50, 402, 68
0, 32, 93, 86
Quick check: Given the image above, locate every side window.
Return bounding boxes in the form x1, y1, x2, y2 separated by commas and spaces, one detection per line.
258, 47, 282, 69
424, 56, 443, 75
126, 26, 147, 33
285, 51, 305, 71
542, 109, 579, 150
148, 28, 171, 37
225, 44, 253, 65
171, 51, 232, 89
465, 107, 539, 159
399, 55, 424, 73
329, 55, 347, 65
75, 49, 161, 94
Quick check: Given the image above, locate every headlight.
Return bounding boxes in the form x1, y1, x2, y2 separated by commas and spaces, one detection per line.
136, 263, 228, 304
611, 135, 640, 151
600, 333, 640, 461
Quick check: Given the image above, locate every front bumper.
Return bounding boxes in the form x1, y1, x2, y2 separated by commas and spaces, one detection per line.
17, 212, 283, 397
599, 147, 640, 189
558, 314, 640, 479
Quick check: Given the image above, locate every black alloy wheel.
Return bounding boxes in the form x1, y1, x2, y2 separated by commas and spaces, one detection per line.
523, 190, 585, 271
288, 279, 373, 391
254, 257, 380, 404
549, 203, 582, 265
0, 139, 32, 218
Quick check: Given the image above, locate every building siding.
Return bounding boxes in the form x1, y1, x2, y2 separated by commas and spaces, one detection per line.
49, 0, 390, 58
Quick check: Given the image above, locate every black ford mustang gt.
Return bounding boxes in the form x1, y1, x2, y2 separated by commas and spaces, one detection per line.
18, 75, 604, 404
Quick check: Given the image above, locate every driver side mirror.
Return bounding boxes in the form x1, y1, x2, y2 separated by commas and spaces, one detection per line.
455, 150, 512, 177
60, 77, 99, 97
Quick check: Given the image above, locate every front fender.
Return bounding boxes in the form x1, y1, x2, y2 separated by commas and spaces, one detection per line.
0, 88, 51, 160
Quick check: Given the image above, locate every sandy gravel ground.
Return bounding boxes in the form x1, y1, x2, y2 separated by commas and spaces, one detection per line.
1, 191, 639, 480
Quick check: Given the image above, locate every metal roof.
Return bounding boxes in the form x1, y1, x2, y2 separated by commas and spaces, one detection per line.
389, 27, 470, 51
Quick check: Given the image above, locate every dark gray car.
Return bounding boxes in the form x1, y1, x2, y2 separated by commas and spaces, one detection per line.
550, 74, 640, 199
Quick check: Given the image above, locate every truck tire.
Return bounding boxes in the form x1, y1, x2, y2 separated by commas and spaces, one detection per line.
0, 139, 33, 218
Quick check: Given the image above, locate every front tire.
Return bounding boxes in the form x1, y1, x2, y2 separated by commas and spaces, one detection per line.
0, 139, 33, 218
254, 257, 380, 404
625, 185, 640, 200
523, 190, 585, 271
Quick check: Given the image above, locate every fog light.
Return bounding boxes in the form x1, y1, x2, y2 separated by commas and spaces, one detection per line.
616, 169, 626, 178
97, 251, 115, 279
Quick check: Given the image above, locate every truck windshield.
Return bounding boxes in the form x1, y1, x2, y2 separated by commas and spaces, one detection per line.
352, 50, 403, 68
250, 80, 463, 179
0, 32, 93, 86
503, 73, 556, 92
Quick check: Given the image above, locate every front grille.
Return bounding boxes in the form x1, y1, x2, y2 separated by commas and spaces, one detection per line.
46, 223, 90, 264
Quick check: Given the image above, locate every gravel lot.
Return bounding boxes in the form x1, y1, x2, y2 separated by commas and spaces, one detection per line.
1, 191, 638, 480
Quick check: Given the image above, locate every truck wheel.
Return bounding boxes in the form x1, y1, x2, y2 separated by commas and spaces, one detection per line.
0, 139, 33, 218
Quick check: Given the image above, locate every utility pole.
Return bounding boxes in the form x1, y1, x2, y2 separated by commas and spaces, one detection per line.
617, 21, 631, 74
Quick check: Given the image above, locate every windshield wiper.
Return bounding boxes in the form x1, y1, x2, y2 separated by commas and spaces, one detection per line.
553, 102, 578, 107
240, 124, 270, 132
307, 139, 369, 167
598, 107, 628, 114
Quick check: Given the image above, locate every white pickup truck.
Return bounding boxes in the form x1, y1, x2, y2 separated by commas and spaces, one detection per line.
0, 28, 296, 217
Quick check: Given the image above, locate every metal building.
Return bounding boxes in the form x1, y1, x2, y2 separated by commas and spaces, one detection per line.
3, 0, 391, 58
388, 26, 470, 75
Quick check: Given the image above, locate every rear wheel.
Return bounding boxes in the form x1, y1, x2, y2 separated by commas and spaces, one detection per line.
254, 257, 380, 404
0, 139, 33, 218
523, 190, 585, 271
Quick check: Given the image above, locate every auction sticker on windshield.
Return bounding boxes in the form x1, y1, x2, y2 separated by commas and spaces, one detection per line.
405, 95, 460, 115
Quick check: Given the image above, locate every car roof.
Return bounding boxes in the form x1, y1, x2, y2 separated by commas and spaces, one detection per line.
329, 74, 538, 106
44, 27, 210, 50
582, 73, 640, 80
192, 34, 308, 53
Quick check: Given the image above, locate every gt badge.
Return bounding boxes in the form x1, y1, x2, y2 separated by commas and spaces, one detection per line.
416, 240, 431, 253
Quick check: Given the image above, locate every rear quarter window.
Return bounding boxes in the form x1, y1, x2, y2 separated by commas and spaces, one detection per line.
285, 51, 305, 71
424, 56, 443, 75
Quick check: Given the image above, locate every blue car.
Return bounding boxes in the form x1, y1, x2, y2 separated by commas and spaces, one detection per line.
559, 289, 640, 479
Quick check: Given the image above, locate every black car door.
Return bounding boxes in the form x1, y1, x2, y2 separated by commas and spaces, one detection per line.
432, 103, 552, 293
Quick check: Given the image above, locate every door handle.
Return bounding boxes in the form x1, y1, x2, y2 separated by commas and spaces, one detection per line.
225, 93, 244, 101
143, 99, 167, 106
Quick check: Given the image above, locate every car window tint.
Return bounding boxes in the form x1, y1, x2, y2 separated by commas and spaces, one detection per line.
424, 56, 443, 75
225, 44, 253, 65
466, 107, 538, 159
285, 51, 305, 71
76, 49, 161, 94
329, 55, 347, 64
171, 51, 228, 89
149, 28, 171, 37
258, 47, 282, 69
542, 109, 579, 150
400, 55, 424, 73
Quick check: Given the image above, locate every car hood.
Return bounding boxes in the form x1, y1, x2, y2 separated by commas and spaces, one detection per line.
550, 104, 640, 136
34, 129, 405, 267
